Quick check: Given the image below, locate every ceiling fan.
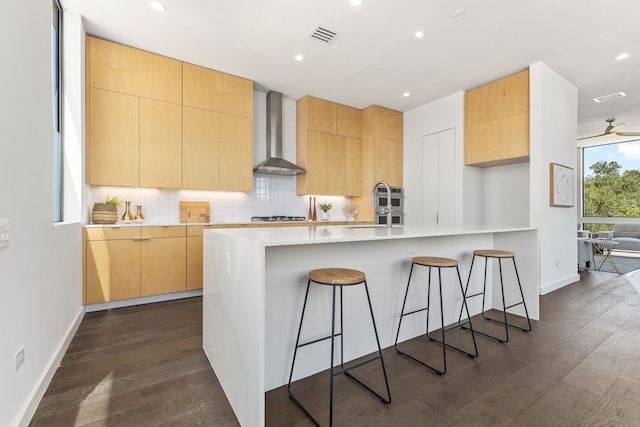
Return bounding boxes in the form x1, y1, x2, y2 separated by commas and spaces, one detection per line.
578, 118, 640, 140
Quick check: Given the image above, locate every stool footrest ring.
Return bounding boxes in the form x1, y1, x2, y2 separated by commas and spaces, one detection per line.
297, 332, 342, 349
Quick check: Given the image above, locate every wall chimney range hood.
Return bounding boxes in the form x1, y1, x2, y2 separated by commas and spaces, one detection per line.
253, 91, 306, 176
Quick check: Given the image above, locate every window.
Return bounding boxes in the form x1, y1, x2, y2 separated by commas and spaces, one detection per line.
582, 140, 640, 233
52, 0, 62, 222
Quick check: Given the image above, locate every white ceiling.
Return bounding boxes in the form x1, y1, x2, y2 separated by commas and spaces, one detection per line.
62, 0, 640, 140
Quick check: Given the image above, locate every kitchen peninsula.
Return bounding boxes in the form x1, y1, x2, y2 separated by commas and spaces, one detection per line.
202, 224, 538, 426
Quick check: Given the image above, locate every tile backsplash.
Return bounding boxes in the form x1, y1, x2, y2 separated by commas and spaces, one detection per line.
88, 92, 351, 224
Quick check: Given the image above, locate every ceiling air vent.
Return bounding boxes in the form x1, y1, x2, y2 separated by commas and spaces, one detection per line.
593, 91, 626, 103
309, 25, 340, 44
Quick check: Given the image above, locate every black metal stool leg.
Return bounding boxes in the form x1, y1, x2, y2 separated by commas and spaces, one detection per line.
289, 272, 391, 426
460, 253, 532, 343
288, 280, 322, 426
345, 280, 392, 404
428, 266, 479, 360
512, 257, 532, 332
329, 285, 337, 426
458, 254, 477, 323
288, 279, 311, 391
394, 262, 416, 348
397, 262, 478, 376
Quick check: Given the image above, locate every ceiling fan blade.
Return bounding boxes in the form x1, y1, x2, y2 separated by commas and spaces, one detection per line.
609, 123, 625, 134
616, 131, 640, 137
577, 133, 608, 140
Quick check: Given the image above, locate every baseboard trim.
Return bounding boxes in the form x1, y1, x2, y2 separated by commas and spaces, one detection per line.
16, 306, 85, 427
84, 289, 203, 312
540, 273, 580, 295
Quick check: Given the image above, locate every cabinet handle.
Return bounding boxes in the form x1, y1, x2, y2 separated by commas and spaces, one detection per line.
132, 238, 151, 241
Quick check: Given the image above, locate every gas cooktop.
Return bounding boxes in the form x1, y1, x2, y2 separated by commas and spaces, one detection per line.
251, 216, 307, 222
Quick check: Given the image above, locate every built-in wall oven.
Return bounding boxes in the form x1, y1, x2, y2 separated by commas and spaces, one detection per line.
374, 186, 404, 225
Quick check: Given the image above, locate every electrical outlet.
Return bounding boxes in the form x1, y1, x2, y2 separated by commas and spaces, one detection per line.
15, 347, 25, 372
224, 251, 231, 276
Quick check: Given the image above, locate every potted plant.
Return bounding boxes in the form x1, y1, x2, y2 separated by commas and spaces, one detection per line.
318, 202, 333, 221
92, 194, 121, 224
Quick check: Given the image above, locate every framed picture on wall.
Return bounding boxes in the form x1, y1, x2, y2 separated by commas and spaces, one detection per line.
550, 163, 574, 207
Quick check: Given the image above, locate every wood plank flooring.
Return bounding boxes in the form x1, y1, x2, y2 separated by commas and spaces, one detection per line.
31, 271, 640, 426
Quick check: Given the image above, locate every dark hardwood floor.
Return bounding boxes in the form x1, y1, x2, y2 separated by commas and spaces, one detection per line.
31, 271, 640, 426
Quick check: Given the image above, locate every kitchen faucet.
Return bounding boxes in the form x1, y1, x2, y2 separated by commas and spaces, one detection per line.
371, 180, 393, 227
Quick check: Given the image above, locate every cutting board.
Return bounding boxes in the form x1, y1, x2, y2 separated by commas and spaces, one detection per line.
179, 201, 210, 223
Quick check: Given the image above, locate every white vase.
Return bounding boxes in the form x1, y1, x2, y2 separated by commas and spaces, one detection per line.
320, 211, 329, 221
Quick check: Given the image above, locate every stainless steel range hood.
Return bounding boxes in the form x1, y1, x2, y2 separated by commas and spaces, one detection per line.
253, 91, 306, 176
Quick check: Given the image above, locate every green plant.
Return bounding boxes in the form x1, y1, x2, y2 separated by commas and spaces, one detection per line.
104, 194, 122, 206
318, 202, 333, 212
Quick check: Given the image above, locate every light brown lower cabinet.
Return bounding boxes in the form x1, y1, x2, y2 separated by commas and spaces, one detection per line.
187, 236, 203, 291
140, 227, 186, 296
87, 238, 141, 304
85, 226, 189, 304
84, 222, 371, 304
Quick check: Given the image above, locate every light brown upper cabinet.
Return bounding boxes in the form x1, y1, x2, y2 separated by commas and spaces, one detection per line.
182, 107, 253, 192
88, 36, 182, 104
86, 36, 183, 187
337, 104, 363, 139
86, 36, 254, 191
182, 63, 253, 192
296, 96, 363, 196
363, 106, 403, 188
183, 63, 253, 118
139, 98, 182, 189
351, 105, 403, 220
87, 88, 140, 187
464, 69, 530, 167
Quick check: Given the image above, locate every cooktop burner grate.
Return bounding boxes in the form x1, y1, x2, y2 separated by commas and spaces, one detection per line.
251, 216, 307, 222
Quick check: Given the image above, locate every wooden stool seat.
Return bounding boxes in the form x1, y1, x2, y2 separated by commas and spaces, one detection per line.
473, 249, 515, 258
412, 256, 458, 268
309, 268, 365, 285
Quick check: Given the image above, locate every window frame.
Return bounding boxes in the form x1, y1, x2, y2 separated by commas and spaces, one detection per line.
52, 0, 63, 222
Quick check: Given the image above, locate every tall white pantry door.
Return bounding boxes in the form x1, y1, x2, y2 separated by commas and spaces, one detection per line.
422, 128, 456, 227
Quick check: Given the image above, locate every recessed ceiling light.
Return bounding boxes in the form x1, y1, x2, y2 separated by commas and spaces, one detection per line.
295, 54, 304, 62
150, 1, 166, 12
450, 8, 466, 18
616, 53, 630, 60
403, 92, 411, 97
415, 31, 424, 39
350, 0, 363, 6
593, 91, 626, 103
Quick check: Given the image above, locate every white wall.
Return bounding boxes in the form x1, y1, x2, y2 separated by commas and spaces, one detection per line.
529, 62, 579, 294
0, 1, 84, 426
403, 91, 483, 226
483, 163, 530, 226
405, 63, 578, 295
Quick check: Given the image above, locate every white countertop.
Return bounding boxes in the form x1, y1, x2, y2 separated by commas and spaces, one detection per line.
205, 224, 535, 246
84, 219, 370, 228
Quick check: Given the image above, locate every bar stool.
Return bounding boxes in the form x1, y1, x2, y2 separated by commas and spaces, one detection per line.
394, 257, 478, 375
288, 268, 391, 426
459, 249, 532, 343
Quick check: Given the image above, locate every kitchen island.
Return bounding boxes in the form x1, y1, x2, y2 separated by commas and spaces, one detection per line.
202, 225, 538, 427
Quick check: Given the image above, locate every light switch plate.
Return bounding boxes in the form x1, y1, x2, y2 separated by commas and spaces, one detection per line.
0, 218, 9, 249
